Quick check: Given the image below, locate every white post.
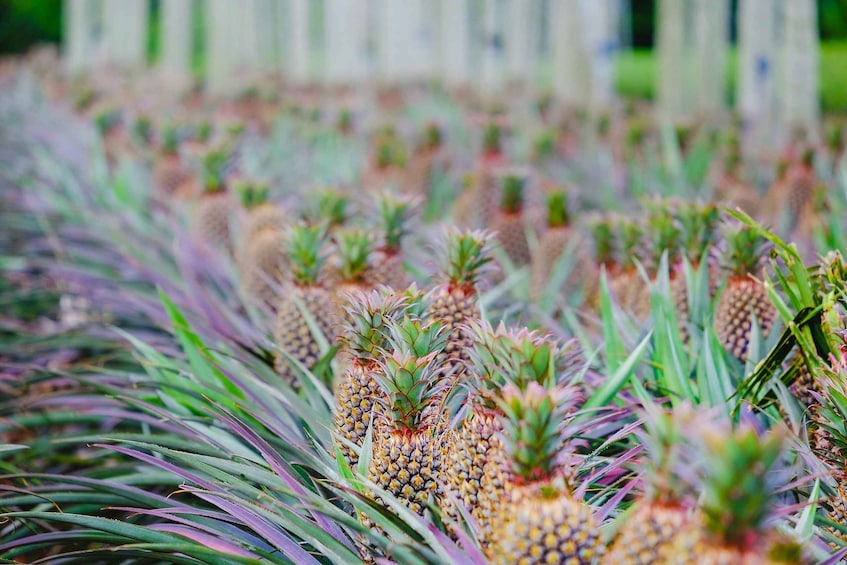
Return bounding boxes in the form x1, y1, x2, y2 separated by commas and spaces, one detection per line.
289, 0, 311, 83
64, 0, 96, 73
480, 0, 505, 95
551, 0, 589, 108
440, 0, 471, 89
102, 0, 149, 67
159, 0, 193, 76
254, 0, 279, 72
581, 0, 620, 113
737, 0, 778, 154
505, 0, 533, 85
781, 0, 819, 141
325, 0, 370, 85
656, 0, 686, 122
693, 0, 729, 117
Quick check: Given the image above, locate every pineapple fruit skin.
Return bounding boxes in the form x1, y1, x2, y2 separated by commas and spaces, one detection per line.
364, 424, 443, 526
603, 502, 692, 565
153, 154, 190, 198
241, 202, 288, 249
442, 409, 501, 525
273, 285, 337, 384
364, 252, 408, 290
714, 277, 776, 361
427, 285, 480, 376
530, 226, 587, 304
490, 212, 531, 267
489, 482, 603, 565
663, 528, 810, 565
240, 229, 287, 309
194, 192, 234, 252
333, 362, 382, 469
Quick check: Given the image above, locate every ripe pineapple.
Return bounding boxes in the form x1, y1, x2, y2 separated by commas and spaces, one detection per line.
714, 227, 777, 362
192, 146, 235, 253
529, 189, 585, 303
365, 193, 414, 290
236, 179, 288, 252
665, 425, 809, 564
333, 289, 408, 469
273, 224, 338, 384
240, 229, 286, 309
425, 229, 494, 381
603, 405, 701, 564
365, 317, 448, 527
489, 171, 531, 268
486, 383, 602, 564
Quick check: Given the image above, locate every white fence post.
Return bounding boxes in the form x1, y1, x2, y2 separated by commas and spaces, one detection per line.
693, 0, 729, 117
440, 0, 471, 89
552, 0, 589, 108
102, 0, 149, 68
325, 0, 370, 85
781, 0, 819, 141
159, 0, 193, 77
737, 0, 778, 155
63, 0, 97, 73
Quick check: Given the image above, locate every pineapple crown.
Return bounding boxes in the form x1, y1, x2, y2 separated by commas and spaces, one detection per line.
697, 424, 785, 547
314, 188, 349, 227
376, 318, 447, 431
827, 123, 844, 151
200, 146, 230, 193
376, 192, 416, 254
721, 225, 771, 278
340, 288, 408, 364
375, 135, 408, 168
194, 120, 212, 143
499, 172, 526, 214
497, 382, 575, 486
646, 208, 682, 268
436, 228, 494, 291
160, 124, 180, 155
333, 228, 375, 283
625, 119, 647, 149
533, 129, 557, 159
285, 223, 328, 286
93, 107, 121, 135
421, 121, 443, 150
482, 122, 502, 154
132, 115, 153, 144
677, 201, 719, 264
589, 215, 616, 265
615, 216, 645, 270
336, 109, 353, 132
234, 179, 270, 209
546, 190, 570, 228
800, 146, 815, 168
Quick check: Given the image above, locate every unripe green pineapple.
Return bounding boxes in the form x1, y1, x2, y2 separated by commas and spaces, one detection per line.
426, 229, 494, 382
273, 224, 338, 384
487, 383, 602, 564
333, 289, 408, 468
489, 171, 531, 267
665, 425, 809, 564
366, 193, 415, 290
193, 146, 234, 253
714, 227, 776, 361
364, 318, 448, 529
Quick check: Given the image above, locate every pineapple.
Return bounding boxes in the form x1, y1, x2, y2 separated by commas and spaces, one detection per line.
408, 121, 445, 197
664, 425, 809, 564
329, 228, 376, 322
273, 224, 338, 384
363, 131, 408, 193
530, 190, 576, 303
486, 383, 602, 564
638, 204, 683, 321
489, 171, 531, 268
603, 216, 647, 315
240, 229, 286, 309
426, 229, 494, 382
603, 405, 701, 564
236, 179, 288, 251
152, 124, 191, 199
305, 187, 350, 232
365, 317, 448, 527
192, 146, 235, 253
714, 226, 777, 362
333, 289, 408, 469
365, 193, 415, 290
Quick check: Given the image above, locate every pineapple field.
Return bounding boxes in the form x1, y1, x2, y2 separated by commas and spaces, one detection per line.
3, 2, 847, 563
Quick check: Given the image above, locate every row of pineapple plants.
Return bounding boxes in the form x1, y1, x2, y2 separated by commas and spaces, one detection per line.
4, 52, 847, 563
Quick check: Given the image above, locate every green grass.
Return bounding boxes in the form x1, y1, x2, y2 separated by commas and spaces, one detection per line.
615, 41, 847, 114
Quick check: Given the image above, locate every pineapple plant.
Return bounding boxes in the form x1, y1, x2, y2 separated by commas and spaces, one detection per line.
665, 425, 809, 564
363, 130, 408, 193
192, 145, 235, 253
425, 229, 494, 382
409, 121, 445, 197
329, 228, 376, 320
333, 289, 408, 469
236, 179, 288, 252
240, 229, 286, 310
305, 187, 350, 232
152, 124, 192, 199
273, 224, 338, 384
486, 383, 602, 564
364, 317, 448, 528
365, 192, 414, 290
489, 170, 531, 268
714, 226, 777, 362
603, 404, 701, 564
530, 189, 576, 303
